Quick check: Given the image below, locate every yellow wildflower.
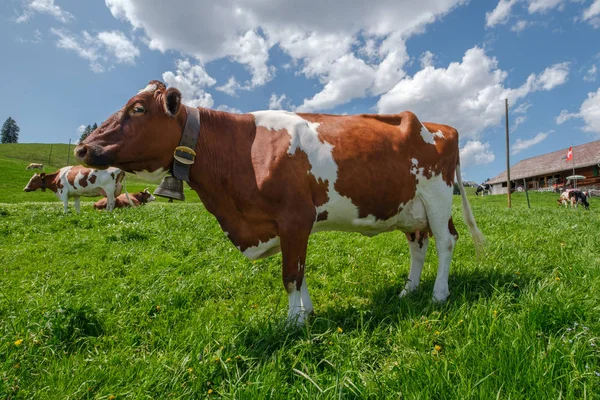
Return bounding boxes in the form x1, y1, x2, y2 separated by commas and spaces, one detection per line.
14, 339, 23, 346
556, 277, 560, 281
337, 327, 343, 333
208, 389, 213, 394
434, 345, 442, 352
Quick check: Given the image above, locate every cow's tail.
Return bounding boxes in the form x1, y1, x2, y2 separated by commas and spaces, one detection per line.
455, 162, 486, 258
121, 171, 135, 207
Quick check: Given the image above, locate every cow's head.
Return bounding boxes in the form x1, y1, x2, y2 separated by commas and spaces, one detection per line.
140, 188, 156, 204
74, 80, 186, 179
24, 172, 46, 192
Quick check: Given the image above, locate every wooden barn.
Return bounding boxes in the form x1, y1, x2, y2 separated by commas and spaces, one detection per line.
487, 140, 600, 195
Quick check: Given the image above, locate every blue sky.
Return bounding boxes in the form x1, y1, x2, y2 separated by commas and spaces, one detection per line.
1, 0, 599, 183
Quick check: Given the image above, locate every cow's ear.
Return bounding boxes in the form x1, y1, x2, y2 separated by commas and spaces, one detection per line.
164, 87, 182, 118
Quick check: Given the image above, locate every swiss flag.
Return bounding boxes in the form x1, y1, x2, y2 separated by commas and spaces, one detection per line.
566, 146, 573, 161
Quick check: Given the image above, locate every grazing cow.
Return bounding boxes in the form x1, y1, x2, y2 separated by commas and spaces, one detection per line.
75, 80, 485, 324
94, 188, 155, 210
24, 165, 125, 213
569, 190, 590, 210
557, 191, 574, 208
475, 183, 491, 196
26, 163, 44, 171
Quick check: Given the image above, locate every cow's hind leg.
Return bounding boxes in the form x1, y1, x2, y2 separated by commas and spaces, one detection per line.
74, 196, 81, 214
424, 187, 458, 303
399, 232, 429, 297
279, 221, 313, 326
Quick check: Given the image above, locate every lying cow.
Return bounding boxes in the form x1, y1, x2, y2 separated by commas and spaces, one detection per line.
475, 183, 491, 196
94, 188, 155, 210
26, 163, 44, 171
24, 165, 125, 213
75, 80, 485, 325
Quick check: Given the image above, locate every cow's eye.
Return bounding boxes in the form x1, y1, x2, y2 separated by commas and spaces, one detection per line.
130, 104, 145, 115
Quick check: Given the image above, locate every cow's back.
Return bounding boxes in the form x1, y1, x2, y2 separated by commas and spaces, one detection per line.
245, 110, 459, 237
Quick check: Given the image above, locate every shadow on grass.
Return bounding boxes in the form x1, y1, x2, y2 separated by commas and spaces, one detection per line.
236, 267, 535, 359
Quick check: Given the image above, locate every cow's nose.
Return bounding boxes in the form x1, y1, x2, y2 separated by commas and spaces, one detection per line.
75, 144, 88, 160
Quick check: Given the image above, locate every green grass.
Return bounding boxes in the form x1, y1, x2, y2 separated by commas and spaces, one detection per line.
1, 153, 600, 398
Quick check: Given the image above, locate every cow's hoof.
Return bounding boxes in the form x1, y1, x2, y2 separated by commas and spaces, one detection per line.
432, 292, 449, 303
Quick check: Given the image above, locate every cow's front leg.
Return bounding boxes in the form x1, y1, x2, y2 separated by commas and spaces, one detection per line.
280, 223, 313, 326
400, 232, 429, 298
62, 196, 69, 214
74, 196, 81, 214
106, 192, 116, 212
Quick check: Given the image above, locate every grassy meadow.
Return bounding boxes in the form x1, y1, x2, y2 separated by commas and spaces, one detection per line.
1, 144, 600, 398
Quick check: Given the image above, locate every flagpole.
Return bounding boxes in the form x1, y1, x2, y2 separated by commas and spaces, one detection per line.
572, 143, 576, 188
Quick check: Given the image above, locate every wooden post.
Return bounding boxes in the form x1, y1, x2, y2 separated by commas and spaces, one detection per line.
523, 178, 530, 209
66, 138, 71, 166
505, 98, 511, 208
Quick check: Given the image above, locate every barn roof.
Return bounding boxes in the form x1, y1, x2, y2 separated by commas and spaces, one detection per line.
487, 139, 600, 184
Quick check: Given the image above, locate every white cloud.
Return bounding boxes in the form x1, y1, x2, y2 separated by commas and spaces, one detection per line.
51, 28, 140, 72
97, 31, 140, 64
535, 62, 570, 90
512, 101, 532, 114
162, 59, 216, 108
420, 51, 435, 68
377, 47, 570, 139
556, 88, 600, 134
511, 20, 531, 32
583, 0, 600, 27
512, 115, 527, 130
77, 125, 86, 134
486, 0, 519, 27
584, 65, 598, 82
215, 105, 242, 113
216, 77, 242, 97
527, 0, 566, 13
104, 0, 468, 109
269, 93, 288, 110
16, 0, 73, 23
556, 109, 577, 124
460, 141, 495, 167
511, 131, 551, 154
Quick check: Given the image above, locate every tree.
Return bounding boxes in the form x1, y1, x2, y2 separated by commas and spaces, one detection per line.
1, 117, 20, 143
79, 123, 97, 143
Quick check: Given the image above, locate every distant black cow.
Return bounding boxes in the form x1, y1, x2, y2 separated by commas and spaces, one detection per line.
475, 183, 491, 196
568, 190, 590, 210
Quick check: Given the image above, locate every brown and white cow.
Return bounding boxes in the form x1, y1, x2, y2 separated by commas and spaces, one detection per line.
94, 188, 155, 210
26, 163, 44, 171
75, 80, 485, 324
24, 165, 125, 213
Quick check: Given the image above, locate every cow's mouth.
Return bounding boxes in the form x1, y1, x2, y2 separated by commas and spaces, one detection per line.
74, 144, 115, 169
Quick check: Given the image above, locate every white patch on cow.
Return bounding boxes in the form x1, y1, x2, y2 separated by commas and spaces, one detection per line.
138, 83, 157, 94
129, 168, 168, 183
420, 125, 436, 145
287, 281, 305, 324
242, 236, 281, 260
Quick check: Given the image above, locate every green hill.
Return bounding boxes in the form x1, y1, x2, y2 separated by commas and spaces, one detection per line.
0, 143, 200, 204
